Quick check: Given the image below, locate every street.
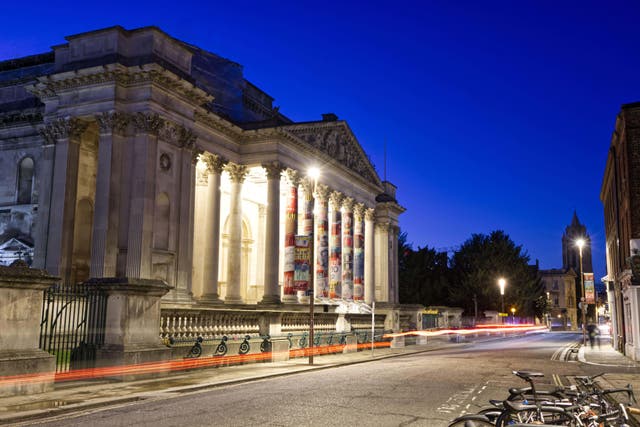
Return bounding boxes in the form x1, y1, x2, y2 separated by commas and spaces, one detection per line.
18, 332, 630, 427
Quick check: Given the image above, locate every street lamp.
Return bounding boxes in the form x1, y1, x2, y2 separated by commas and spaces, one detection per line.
307, 167, 320, 365
498, 278, 506, 322
510, 307, 516, 324
576, 238, 586, 346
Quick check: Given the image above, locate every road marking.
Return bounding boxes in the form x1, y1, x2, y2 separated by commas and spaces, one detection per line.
436, 385, 477, 415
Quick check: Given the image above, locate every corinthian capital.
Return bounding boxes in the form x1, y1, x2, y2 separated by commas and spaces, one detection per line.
315, 184, 331, 202
353, 203, 365, 220
133, 112, 163, 134
262, 161, 285, 180
329, 191, 344, 210
178, 126, 197, 148
365, 208, 376, 222
341, 197, 354, 212
40, 117, 89, 144
95, 111, 129, 135
285, 168, 301, 187
225, 162, 248, 183
204, 153, 227, 174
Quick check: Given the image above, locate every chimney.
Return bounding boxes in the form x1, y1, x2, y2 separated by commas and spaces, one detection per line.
322, 113, 338, 122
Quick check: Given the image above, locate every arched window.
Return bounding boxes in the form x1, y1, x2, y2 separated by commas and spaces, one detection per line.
154, 192, 170, 250
17, 157, 34, 204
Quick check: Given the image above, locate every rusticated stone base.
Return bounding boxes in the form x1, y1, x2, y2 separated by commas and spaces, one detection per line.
96, 345, 172, 381
0, 349, 55, 397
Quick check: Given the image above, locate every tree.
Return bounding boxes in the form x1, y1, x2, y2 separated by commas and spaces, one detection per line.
449, 230, 543, 318
399, 232, 452, 306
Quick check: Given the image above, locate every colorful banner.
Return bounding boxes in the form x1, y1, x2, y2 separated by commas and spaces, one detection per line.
584, 272, 595, 304
342, 210, 353, 300
294, 235, 310, 291
316, 201, 329, 298
353, 215, 364, 301
283, 184, 297, 296
329, 210, 341, 298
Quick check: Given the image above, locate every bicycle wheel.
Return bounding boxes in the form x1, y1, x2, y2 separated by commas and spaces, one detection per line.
448, 414, 494, 427
495, 408, 578, 426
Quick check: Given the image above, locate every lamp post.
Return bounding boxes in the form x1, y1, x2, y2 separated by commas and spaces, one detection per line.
546, 291, 551, 329
307, 167, 320, 365
498, 278, 506, 323
576, 238, 586, 346
510, 307, 516, 324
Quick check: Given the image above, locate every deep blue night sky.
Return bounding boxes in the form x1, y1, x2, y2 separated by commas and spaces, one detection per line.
3, 1, 640, 281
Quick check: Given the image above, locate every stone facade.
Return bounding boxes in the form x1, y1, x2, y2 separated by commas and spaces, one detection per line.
538, 268, 578, 330
601, 102, 640, 360
0, 26, 405, 325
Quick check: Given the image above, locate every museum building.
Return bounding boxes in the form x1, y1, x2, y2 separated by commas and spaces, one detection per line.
0, 26, 414, 347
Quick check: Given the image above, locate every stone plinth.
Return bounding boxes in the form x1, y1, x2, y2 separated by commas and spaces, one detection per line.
342, 335, 358, 353
390, 335, 405, 348
0, 261, 58, 396
87, 278, 172, 378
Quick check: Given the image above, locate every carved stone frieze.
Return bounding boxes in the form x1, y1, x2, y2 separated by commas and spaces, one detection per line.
95, 111, 129, 134
225, 163, 248, 183
178, 127, 197, 149
262, 161, 285, 180
204, 153, 227, 175
133, 112, 163, 134
284, 124, 380, 185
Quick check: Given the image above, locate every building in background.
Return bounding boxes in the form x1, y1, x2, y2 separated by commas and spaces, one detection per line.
538, 268, 577, 330
0, 27, 412, 348
601, 101, 640, 360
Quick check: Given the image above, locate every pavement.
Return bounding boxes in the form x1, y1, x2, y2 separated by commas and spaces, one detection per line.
0, 333, 639, 426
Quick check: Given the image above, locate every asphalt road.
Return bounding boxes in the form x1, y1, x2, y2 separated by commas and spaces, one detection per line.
27, 333, 603, 427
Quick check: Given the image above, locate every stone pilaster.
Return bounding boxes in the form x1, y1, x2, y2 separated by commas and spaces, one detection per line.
90, 111, 129, 278
329, 191, 343, 299
200, 153, 227, 304
375, 222, 391, 302
314, 184, 330, 298
173, 130, 198, 302
126, 113, 163, 279
282, 169, 300, 303
261, 162, 285, 304
364, 208, 376, 304
341, 197, 354, 300
224, 162, 248, 304
41, 117, 88, 283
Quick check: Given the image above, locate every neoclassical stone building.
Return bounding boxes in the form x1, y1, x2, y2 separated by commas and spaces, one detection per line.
0, 26, 405, 325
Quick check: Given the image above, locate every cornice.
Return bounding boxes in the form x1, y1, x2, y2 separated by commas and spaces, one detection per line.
194, 110, 244, 141
0, 108, 43, 129
26, 64, 212, 106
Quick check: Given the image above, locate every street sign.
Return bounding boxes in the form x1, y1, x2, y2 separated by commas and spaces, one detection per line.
498, 312, 508, 317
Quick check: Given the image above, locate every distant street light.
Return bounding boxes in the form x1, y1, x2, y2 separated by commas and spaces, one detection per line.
510, 307, 516, 324
498, 278, 506, 323
576, 238, 586, 346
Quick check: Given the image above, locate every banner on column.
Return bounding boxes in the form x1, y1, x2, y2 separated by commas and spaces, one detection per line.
584, 272, 595, 304
342, 212, 353, 300
294, 235, 310, 291
316, 207, 329, 298
329, 212, 341, 298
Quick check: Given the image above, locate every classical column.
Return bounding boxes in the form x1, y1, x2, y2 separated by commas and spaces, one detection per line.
353, 203, 365, 301
364, 208, 376, 304
91, 112, 129, 278
329, 191, 343, 299
314, 184, 330, 298
390, 225, 400, 304
300, 178, 315, 299
126, 113, 163, 279
282, 169, 300, 303
174, 129, 199, 301
375, 222, 391, 302
41, 118, 88, 283
200, 153, 227, 303
224, 162, 248, 304
33, 128, 57, 269
341, 197, 354, 300
261, 162, 284, 304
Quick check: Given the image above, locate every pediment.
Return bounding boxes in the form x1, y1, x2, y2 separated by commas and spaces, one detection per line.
282, 121, 382, 186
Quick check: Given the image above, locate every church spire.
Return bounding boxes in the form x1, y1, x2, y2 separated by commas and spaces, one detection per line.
571, 210, 581, 227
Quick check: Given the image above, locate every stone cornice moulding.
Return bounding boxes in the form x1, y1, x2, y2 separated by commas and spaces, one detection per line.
26, 63, 213, 106
194, 110, 244, 141
0, 108, 43, 129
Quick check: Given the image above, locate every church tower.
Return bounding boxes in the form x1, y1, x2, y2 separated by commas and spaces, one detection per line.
562, 211, 593, 275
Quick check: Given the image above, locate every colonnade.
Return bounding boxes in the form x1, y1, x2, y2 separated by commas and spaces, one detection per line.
197, 158, 380, 305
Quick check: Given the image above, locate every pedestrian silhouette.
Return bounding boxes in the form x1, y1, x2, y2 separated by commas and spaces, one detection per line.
586, 323, 600, 349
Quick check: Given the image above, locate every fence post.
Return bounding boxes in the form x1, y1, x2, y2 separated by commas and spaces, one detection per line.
0, 261, 58, 396
87, 278, 172, 379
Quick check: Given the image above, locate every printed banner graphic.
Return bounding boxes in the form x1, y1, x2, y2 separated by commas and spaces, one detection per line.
584, 272, 595, 304
294, 235, 310, 291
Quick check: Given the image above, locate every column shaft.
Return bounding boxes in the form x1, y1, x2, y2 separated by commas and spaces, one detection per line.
353, 204, 365, 301
364, 209, 375, 304
329, 192, 343, 299
341, 198, 354, 300
262, 163, 283, 304
225, 163, 247, 304
175, 145, 197, 301
315, 185, 330, 298
282, 170, 299, 303
201, 155, 225, 303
